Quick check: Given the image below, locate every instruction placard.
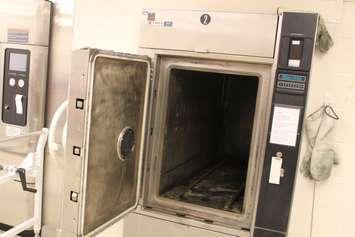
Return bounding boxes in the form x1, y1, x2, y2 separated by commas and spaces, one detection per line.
270, 106, 300, 147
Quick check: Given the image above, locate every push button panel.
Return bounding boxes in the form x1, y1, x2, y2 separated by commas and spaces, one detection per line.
2, 48, 30, 126
254, 12, 318, 236
277, 81, 305, 91
276, 71, 307, 94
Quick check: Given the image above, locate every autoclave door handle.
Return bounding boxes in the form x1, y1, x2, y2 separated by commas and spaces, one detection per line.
48, 100, 68, 158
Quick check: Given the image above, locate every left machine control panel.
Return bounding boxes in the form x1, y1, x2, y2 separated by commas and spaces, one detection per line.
2, 48, 30, 126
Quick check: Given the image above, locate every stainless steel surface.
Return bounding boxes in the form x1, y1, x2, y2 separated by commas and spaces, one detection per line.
41, 0, 75, 235
0, 1, 51, 46
134, 205, 251, 237
62, 49, 151, 236
140, 10, 278, 58
56, 10, 280, 237
142, 56, 272, 230
62, 49, 91, 237
250, 11, 283, 236
136, 11, 279, 235
0, 0, 51, 227
124, 212, 245, 237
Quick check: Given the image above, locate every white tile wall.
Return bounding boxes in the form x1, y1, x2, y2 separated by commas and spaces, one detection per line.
312, 1, 355, 237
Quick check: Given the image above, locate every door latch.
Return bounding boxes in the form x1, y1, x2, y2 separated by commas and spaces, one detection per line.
269, 152, 284, 185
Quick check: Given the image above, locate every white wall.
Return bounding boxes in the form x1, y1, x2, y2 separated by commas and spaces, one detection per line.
72, 1, 355, 237
42, 0, 75, 235
72, 0, 144, 52
310, 2, 355, 237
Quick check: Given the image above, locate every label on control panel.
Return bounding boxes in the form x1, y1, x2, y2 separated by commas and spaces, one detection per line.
288, 59, 300, 67
15, 94, 23, 114
270, 106, 300, 147
269, 156, 283, 185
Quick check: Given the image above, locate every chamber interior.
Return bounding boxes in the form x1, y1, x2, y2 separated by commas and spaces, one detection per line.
159, 68, 259, 214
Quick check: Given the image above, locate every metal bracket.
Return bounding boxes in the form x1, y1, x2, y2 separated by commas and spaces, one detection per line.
16, 168, 37, 193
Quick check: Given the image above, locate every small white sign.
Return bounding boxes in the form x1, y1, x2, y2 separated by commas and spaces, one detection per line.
6, 126, 22, 137
269, 156, 283, 185
292, 40, 301, 45
288, 59, 301, 67
270, 106, 300, 147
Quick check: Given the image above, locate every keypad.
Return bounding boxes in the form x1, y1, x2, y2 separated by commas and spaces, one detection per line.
277, 81, 305, 91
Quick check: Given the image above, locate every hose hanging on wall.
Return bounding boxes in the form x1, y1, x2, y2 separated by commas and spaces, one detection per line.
300, 104, 339, 181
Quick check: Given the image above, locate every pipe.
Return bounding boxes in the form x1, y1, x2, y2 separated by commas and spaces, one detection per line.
0, 218, 35, 237
48, 100, 68, 158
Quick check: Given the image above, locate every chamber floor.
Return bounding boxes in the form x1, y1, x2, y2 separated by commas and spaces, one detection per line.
161, 160, 247, 213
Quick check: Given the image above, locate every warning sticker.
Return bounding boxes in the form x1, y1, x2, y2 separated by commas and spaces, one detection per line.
7, 29, 29, 44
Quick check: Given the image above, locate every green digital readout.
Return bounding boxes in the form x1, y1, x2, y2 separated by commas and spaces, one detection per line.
278, 73, 305, 82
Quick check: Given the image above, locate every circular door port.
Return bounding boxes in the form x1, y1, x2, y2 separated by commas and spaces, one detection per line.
117, 127, 135, 161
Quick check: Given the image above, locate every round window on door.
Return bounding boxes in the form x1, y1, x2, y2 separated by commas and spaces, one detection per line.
117, 127, 135, 161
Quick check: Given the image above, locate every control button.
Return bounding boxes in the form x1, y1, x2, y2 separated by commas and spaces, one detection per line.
9, 78, 16, 87
15, 94, 23, 114
18, 79, 25, 88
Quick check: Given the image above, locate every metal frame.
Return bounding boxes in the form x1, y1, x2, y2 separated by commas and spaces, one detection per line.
134, 10, 282, 235
0, 128, 48, 237
61, 49, 153, 237
79, 53, 151, 236
250, 10, 284, 236
141, 55, 274, 231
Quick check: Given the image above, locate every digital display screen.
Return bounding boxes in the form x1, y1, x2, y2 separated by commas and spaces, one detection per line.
278, 73, 305, 82
9, 53, 27, 72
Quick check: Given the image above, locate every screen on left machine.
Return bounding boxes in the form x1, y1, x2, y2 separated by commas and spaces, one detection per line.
9, 53, 27, 72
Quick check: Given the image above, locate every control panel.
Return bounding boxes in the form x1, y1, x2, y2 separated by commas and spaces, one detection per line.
276, 71, 307, 94
254, 12, 318, 237
2, 48, 30, 126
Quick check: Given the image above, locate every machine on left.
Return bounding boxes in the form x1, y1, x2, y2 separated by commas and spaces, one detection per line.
0, 1, 52, 236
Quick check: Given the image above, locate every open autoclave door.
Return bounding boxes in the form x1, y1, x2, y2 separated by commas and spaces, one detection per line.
63, 49, 152, 236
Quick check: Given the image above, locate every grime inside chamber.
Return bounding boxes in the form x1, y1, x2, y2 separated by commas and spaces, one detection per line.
159, 68, 259, 214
